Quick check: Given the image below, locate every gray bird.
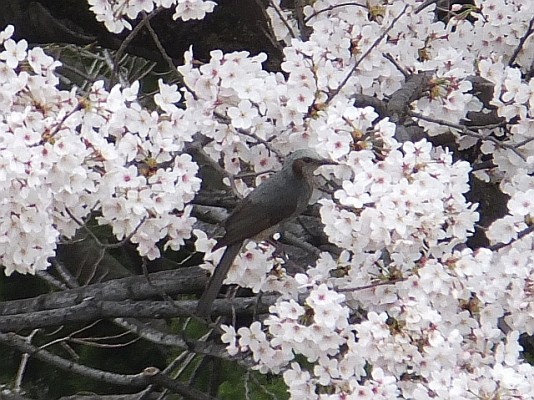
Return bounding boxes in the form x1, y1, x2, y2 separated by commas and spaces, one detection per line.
196, 149, 335, 317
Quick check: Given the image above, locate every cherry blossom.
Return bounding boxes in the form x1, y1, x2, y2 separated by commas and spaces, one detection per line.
2, 0, 534, 396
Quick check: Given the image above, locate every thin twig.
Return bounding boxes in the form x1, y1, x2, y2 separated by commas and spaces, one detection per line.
34, 102, 83, 144
143, 12, 180, 81
327, 4, 409, 103
383, 52, 409, 78
0, 331, 214, 395
253, 0, 284, 53
513, 137, 534, 148
36, 270, 69, 290
213, 110, 281, 156
69, 335, 140, 348
294, 0, 309, 40
414, 0, 439, 14
110, 8, 161, 87
471, 160, 496, 171
64, 207, 147, 249
337, 278, 405, 293
14, 330, 39, 392
489, 225, 534, 251
57, 62, 98, 85
304, 2, 366, 24
267, 0, 297, 40
409, 111, 527, 161
509, 16, 534, 67
142, 11, 201, 103
51, 258, 80, 288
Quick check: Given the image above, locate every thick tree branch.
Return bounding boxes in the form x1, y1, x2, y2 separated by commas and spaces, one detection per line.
0, 292, 275, 331
0, 267, 206, 317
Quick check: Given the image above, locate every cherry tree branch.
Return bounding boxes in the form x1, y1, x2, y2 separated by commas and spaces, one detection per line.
0, 332, 218, 399
110, 8, 161, 87
304, 2, 366, 24
509, 16, 534, 67
409, 111, 527, 161
489, 225, 534, 251
0, 268, 205, 317
267, 0, 298, 40
0, 332, 151, 386
327, 4, 408, 103
0, 295, 273, 332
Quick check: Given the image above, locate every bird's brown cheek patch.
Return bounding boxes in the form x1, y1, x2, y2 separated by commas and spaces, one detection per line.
292, 159, 306, 177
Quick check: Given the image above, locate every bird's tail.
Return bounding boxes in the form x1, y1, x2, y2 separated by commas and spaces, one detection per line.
196, 243, 242, 317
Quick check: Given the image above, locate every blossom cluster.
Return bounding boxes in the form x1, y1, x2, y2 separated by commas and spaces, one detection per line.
87, 0, 216, 33
417, 0, 534, 177
326, 137, 478, 263
5, 0, 534, 398
0, 25, 199, 274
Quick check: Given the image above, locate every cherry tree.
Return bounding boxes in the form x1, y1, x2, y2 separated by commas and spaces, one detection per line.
1, 0, 534, 398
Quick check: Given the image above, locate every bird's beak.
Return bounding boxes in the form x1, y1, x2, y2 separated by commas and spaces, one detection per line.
318, 158, 338, 166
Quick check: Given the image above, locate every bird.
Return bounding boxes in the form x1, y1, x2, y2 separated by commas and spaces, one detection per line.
196, 149, 336, 317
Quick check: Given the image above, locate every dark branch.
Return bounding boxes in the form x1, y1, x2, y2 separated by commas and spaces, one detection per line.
0, 332, 150, 387
509, 16, 534, 67
489, 225, 534, 251
0, 290, 275, 331
0, 267, 206, 317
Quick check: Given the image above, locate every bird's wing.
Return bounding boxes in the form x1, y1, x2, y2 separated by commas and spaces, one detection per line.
214, 191, 299, 249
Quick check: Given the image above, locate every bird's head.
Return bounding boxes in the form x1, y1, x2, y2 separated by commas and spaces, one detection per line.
283, 149, 337, 180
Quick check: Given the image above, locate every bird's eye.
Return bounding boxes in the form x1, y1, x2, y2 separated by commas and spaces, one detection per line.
302, 157, 312, 163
